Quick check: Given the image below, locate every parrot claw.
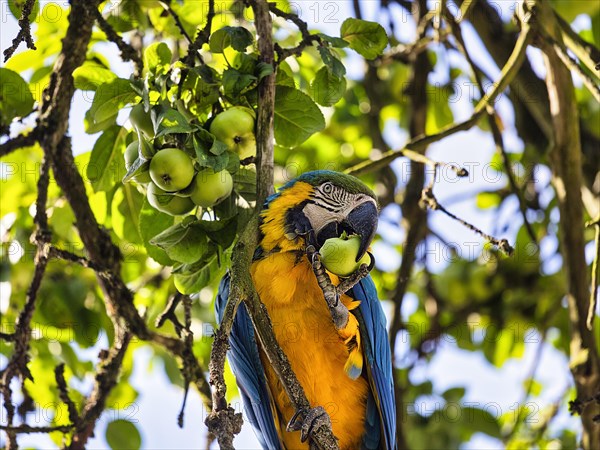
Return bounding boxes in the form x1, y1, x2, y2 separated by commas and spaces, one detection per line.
286, 406, 332, 443
306, 246, 350, 329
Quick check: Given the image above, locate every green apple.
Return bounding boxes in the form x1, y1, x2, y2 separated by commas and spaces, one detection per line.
190, 169, 233, 208
124, 141, 152, 184
209, 107, 256, 159
320, 235, 371, 277
130, 103, 154, 138
147, 182, 195, 215
149, 148, 195, 191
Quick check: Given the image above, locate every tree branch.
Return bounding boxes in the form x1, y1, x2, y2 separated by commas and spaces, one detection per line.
346, 11, 535, 177
388, 1, 430, 447
535, 1, 600, 447
206, 2, 339, 449
587, 217, 600, 331
93, 8, 143, 76
185, 0, 215, 65
3, 0, 36, 62
268, 3, 322, 63
420, 184, 513, 255
0, 132, 38, 159
69, 329, 132, 449
0, 156, 51, 449
554, 10, 600, 79
1, 4, 213, 447
55, 364, 81, 426
443, 5, 537, 245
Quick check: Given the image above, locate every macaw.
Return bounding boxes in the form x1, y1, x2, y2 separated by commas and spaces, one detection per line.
215, 170, 396, 449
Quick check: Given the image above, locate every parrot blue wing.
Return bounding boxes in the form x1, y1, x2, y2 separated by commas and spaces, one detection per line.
350, 275, 397, 450
215, 273, 282, 449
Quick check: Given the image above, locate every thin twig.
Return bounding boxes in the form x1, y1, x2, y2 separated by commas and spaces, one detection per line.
346, 16, 535, 177
0, 133, 38, 159
55, 364, 80, 426
552, 40, 600, 103
268, 2, 322, 63
586, 217, 600, 331
93, 8, 143, 76
554, 10, 600, 77
156, 292, 185, 336
443, 5, 538, 245
0, 156, 51, 448
3, 0, 37, 61
420, 184, 514, 255
48, 246, 104, 271
185, 0, 215, 65
69, 329, 132, 449
177, 294, 194, 428
160, 0, 193, 45
0, 424, 75, 434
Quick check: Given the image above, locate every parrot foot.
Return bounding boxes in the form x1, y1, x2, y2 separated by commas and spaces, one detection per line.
306, 245, 349, 329
286, 406, 332, 443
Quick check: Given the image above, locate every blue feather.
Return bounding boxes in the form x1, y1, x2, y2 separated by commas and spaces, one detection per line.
215, 274, 282, 449
350, 276, 397, 450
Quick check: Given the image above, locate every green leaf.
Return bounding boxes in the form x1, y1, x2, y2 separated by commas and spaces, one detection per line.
84, 108, 117, 134
198, 217, 238, 249
138, 198, 174, 265
441, 387, 466, 402
209, 26, 254, 53
276, 61, 296, 88
149, 216, 209, 264
256, 62, 274, 81
274, 86, 325, 147
106, 0, 148, 32
461, 407, 502, 438
340, 18, 388, 60
317, 46, 346, 79
193, 132, 230, 170
73, 61, 117, 91
233, 168, 257, 202
318, 33, 350, 48
122, 156, 150, 183
155, 107, 194, 136
173, 245, 227, 294
0, 68, 34, 128
181, 70, 220, 111
476, 192, 502, 209
87, 126, 128, 192
311, 67, 347, 107
144, 42, 172, 74
89, 78, 139, 123
105, 419, 142, 450
117, 183, 144, 244
222, 69, 257, 97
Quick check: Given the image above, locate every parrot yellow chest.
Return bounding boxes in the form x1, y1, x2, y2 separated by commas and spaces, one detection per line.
251, 252, 369, 450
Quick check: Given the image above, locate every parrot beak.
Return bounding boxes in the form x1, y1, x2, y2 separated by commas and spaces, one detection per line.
310, 196, 378, 259
343, 200, 378, 262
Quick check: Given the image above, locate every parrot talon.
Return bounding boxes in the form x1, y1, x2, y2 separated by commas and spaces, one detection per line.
286, 406, 331, 443
307, 244, 350, 329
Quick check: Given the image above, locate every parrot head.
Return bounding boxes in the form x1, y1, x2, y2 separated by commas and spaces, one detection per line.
257, 170, 378, 261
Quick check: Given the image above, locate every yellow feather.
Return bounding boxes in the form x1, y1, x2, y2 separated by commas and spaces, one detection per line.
251, 252, 369, 450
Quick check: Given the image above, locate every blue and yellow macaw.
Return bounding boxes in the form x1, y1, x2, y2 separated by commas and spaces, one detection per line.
216, 170, 396, 449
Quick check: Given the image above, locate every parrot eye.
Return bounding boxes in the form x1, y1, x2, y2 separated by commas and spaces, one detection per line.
322, 183, 334, 194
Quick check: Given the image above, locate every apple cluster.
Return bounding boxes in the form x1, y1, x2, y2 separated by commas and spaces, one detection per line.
124, 104, 256, 216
